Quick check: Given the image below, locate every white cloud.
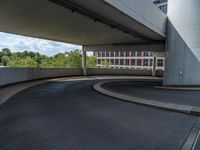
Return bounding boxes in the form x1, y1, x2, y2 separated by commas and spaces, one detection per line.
0, 32, 81, 56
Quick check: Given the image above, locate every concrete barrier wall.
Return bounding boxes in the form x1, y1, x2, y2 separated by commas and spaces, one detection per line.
86, 68, 152, 76
0, 68, 83, 87
0, 68, 163, 87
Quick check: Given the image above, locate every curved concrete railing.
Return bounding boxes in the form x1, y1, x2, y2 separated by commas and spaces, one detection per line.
0, 68, 83, 87
86, 68, 163, 77
0, 68, 163, 87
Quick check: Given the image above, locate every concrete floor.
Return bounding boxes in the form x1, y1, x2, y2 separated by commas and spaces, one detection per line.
0, 78, 199, 150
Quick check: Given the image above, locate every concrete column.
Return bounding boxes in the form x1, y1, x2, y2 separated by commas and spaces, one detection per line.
152, 56, 156, 77
82, 46, 87, 76
164, 0, 200, 85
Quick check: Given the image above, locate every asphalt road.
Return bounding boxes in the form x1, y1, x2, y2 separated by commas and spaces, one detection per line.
0, 78, 199, 150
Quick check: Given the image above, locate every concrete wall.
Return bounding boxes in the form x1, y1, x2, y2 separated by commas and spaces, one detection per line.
0, 68, 163, 87
86, 68, 163, 77
0, 68, 83, 87
86, 68, 151, 76
164, 0, 200, 85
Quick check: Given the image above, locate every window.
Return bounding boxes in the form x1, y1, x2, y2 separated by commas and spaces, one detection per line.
126, 51, 130, 57
125, 59, 129, 65
157, 59, 164, 67
137, 51, 142, 57
115, 59, 119, 65
132, 51, 135, 57
106, 51, 109, 57
115, 51, 119, 57
149, 52, 153, 56
120, 59, 124, 65
143, 59, 149, 66
110, 51, 114, 57
159, 5, 167, 13
144, 51, 149, 57
98, 59, 101, 64
97, 52, 101, 57
150, 59, 153, 66
111, 59, 114, 65
131, 59, 136, 66
137, 59, 142, 66
102, 52, 105, 57
120, 51, 124, 57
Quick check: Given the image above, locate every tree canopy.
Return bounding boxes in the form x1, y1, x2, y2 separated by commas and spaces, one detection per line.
0, 48, 96, 68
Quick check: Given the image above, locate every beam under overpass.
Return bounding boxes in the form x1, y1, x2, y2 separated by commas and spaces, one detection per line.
0, 0, 166, 46
83, 44, 165, 52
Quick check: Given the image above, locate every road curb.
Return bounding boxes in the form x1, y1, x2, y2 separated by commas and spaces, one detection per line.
93, 80, 200, 116
154, 86, 200, 91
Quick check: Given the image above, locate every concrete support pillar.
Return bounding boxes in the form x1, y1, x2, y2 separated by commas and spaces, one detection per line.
152, 56, 156, 77
82, 46, 87, 76
164, 0, 200, 85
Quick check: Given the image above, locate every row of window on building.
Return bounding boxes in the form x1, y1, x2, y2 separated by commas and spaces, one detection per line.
97, 58, 164, 67
95, 51, 165, 70
95, 51, 154, 58
158, 4, 167, 13
153, 0, 168, 14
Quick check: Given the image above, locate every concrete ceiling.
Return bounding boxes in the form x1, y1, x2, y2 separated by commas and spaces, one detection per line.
0, 0, 166, 46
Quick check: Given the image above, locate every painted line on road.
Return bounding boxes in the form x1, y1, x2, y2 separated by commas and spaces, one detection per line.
154, 86, 200, 91
181, 118, 200, 150
93, 80, 200, 116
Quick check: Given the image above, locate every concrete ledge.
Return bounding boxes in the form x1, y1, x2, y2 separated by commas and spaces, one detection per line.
93, 80, 200, 116
0, 68, 163, 87
0, 68, 83, 87
90, 76, 162, 80
154, 86, 200, 91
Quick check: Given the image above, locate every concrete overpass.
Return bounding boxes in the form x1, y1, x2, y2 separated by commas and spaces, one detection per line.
0, 0, 166, 46
0, 0, 200, 85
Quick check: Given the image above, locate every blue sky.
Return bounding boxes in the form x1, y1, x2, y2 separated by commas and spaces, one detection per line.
0, 32, 81, 56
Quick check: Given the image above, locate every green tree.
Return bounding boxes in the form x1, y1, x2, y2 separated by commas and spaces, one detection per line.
2, 48, 12, 56
66, 50, 82, 67
0, 49, 98, 68
102, 60, 111, 68
87, 56, 96, 68
1, 56, 9, 66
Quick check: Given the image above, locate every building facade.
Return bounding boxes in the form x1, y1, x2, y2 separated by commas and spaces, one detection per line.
96, 50, 165, 71
153, 0, 168, 13
94, 1, 167, 71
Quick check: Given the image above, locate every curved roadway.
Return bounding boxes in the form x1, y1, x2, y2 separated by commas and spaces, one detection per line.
102, 80, 200, 106
0, 77, 199, 150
